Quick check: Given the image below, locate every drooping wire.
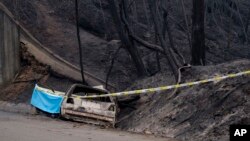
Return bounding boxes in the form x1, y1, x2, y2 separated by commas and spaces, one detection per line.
75, 0, 86, 84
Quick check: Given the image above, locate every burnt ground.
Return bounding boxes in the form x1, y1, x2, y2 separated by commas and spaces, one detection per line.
1, 0, 138, 91
18, 0, 137, 90
117, 60, 250, 141
0, 1, 250, 141
1, 0, 250, 90
2, 51, 249, 141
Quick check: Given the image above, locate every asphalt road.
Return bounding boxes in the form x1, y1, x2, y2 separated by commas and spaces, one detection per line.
0, 111, 173, 141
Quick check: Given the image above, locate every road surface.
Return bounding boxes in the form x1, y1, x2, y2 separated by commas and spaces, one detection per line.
0, 111, 173, 141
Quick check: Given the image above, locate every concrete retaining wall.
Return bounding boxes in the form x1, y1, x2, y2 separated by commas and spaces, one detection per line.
0, 10, 20, 86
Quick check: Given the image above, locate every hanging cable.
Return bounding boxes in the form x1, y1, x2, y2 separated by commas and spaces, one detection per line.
75, 0, 86, 84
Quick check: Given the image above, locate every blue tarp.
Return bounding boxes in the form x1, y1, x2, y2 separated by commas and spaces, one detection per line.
31, 85, 64, 114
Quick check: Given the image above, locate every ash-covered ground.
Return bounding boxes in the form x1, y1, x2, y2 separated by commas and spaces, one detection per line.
0, 0, 250, 141
118, 60, 250, 141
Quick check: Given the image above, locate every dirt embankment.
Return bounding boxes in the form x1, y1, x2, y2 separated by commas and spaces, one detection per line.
0, 43, 49, 103
118, 60, 250, 141
0, 43, 76, 103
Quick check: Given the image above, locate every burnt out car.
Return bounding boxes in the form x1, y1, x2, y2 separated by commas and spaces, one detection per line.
61, 84, 118, 127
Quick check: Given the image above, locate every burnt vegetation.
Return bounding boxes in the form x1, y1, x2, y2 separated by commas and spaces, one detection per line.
1, 0, 249, 86
1, 0, 250, 140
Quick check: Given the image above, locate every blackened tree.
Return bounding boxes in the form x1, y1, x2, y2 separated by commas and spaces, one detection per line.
191, 0, 206, 65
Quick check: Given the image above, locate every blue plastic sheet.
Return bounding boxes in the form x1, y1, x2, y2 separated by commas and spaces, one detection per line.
31, 85, 64, 114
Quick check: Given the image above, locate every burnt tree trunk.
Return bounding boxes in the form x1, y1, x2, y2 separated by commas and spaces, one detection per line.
191, 0, 206, 65
148, 0, 178, 78
108, 0, 148, 77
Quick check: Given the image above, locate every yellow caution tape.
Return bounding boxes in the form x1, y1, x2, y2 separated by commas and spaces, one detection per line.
35, 70, 250, 99
74, 70, 250, 99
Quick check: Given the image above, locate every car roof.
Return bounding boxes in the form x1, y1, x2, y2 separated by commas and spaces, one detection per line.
68, 84, 109, 94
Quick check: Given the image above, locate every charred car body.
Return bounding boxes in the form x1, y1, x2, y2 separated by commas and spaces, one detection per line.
61, 84, 118, 127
